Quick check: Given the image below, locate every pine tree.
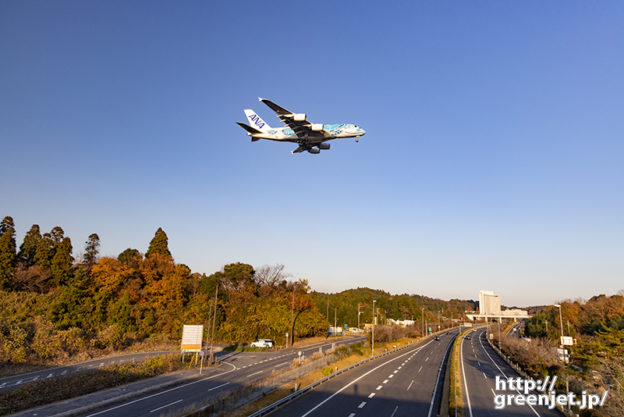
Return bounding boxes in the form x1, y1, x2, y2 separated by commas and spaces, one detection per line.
17, 224, 41, 267
0, 216, 16, 289
83, 233, 100, 266
146, 227, 171, 258
34, 233, 54, 271
51, 237, 74, 286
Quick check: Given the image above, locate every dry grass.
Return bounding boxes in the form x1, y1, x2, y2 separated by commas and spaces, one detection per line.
0, 354, 193, 415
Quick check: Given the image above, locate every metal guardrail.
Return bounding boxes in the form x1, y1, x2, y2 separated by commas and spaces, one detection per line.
484, 329, 572, 417
248, 329, 454, 417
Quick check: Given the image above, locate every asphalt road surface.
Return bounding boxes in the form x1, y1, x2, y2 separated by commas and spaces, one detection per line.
77, 336, 366, 417
268, 330, 458, 417
0, 350, 174, 393
461, 327, 562, 417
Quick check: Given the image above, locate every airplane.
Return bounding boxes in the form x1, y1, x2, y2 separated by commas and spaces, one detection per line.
236, 98, 366, 154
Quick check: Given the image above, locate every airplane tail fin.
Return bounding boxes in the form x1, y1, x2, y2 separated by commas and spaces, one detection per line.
236, 121, 262, 135
244, 109, 271, 132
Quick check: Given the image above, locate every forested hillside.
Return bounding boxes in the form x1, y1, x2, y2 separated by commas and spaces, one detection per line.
0, 216, 326, 365
0, 215, 477, 367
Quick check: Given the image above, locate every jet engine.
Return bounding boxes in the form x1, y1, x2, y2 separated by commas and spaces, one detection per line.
310, 123, 324, 131
318, 143, 330, 150
292, 113, 306, 121
307, 146, 320, 154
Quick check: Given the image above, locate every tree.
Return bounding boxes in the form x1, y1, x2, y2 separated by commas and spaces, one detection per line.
117, 248, 141, 267
17, 224, 41, 267
0, 216, 16, 289
83, 233, 100, 266
146, 228, 171, 258
51, 237, 74, 286
34, 233, 55, 271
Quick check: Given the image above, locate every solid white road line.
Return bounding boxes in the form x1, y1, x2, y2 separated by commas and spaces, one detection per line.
300, 341, 433, 417
149, 399, 182, 413
248, 370, 264, 377
477, 331, 541, 417
358, 401, 366, 408
85, 361, 237, 417
461, 336, 474, 417
390, 405, 399, 417
407, 380, 414, 391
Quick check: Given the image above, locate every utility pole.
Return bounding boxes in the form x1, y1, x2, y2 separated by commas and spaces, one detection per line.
334, 307, 337, 335
326, 295, 329, 321
421, 307, 425, 337
357, 303, 362, 329
554, 303, 570, 407
372, 300, 376, 356
290, 287, 295, 347
209, 281, 219, 365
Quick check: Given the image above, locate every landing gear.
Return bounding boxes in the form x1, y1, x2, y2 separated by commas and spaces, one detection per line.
356, 136, 360, 143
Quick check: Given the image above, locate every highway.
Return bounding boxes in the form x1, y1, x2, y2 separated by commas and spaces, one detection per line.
0, 350, 174, 393
266, 330, 458, 417
71, 337, 366, 417
461, 327, 562, 417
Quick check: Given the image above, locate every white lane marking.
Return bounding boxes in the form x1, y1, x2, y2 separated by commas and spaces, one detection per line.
389, 374, 394, 378
383, 379, 389, 383
390, 405, 399, 417
477, 331, 541, 417
0, 383, 6, 388
461, 336, 474, 417
300, 341, 433, 417
85, 362, 237, 417
208, 382, 229, 391
248, 370, 264, 377
358, 401, 366, 408
274, 362, 288, 368
33, 376, 39, 381
16, 380, 22, 385
368, 392, 375, 398
491, 388, 496, 396
407, 380, 414, 390
376, 385, 382, 390
483, 372, 487, 379
418, 366, 423, 373
348, 414, 356, 417
425, 357, 429, 362
427, 335, 454, 417
149, 399, 182, 413
61, 371, 67, 375
393, 370, 398, 374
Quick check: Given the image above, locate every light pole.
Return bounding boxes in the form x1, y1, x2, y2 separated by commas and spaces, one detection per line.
421, 307, 425, 337
554, 304, 570, 401
372, 300, 376, 357
334, 307, 337, 336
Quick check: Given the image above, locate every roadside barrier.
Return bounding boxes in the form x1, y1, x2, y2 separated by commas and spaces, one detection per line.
248, 329, 455, 417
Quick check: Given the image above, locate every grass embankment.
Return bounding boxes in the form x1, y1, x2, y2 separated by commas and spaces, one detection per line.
229, 337, 418, 417
448, 327, 481, 417
0, 354, 197, 416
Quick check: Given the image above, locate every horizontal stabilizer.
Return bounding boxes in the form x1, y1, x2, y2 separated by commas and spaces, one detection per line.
236, 122, 262, 135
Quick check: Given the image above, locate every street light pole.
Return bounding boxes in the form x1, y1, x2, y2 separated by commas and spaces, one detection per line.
372, 300, 376, 357
334, 307, 337, 336
421, 307, 424, 337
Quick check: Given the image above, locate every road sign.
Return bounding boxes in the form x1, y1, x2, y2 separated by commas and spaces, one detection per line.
561, 336, 574, 346
344, 324, 348, 328
181, 325, 203, 352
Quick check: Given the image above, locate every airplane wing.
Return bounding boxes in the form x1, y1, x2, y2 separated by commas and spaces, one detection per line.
259, 98, 326, 139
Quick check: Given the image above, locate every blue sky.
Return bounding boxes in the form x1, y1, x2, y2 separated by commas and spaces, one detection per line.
1, 2, 623, 306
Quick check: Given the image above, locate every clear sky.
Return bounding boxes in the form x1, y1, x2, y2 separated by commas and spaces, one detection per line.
1, 1, 623, 306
